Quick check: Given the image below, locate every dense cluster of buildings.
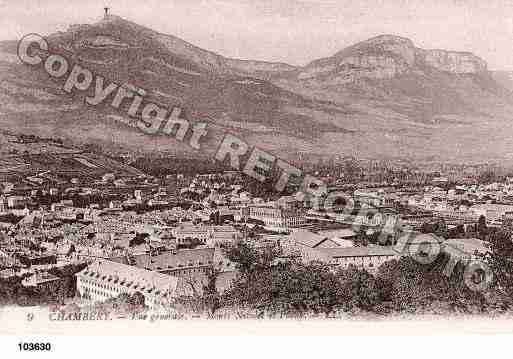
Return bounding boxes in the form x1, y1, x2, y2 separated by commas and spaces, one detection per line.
0, 161, 505, 310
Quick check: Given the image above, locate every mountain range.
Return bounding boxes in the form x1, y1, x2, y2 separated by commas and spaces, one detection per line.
2, 14, 513, 166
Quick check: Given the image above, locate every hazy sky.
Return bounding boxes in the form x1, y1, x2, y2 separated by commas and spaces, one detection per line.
1, 0, 513, 69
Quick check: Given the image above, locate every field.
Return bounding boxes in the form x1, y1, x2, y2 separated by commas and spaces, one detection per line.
0, 132, 145, 184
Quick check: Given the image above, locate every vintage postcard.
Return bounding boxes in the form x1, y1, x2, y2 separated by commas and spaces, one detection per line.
1, 0, 513, 356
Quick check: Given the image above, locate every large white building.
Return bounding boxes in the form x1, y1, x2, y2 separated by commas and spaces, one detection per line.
6, 195, 28, 209
109, 247, 236, 294
241, 203, 307, 231
76, 260, 190, 309
316, 246, 398, 271
171, 224, 241, 246
280, 229, 397, 271
470, 204, 513, 223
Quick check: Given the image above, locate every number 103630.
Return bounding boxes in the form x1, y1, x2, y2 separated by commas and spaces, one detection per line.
18, 342, 52, 351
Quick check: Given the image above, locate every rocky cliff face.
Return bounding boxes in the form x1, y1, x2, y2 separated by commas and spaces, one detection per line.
297, 35, 487, 83
418, 49, 487, 74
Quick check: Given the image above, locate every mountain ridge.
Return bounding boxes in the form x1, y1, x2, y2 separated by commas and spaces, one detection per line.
1, 15, 513, 165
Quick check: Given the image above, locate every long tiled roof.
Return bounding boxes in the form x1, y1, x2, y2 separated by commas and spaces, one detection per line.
443, 238, 491, 257
396, 232, 444, 245
316, 246, 397, 258
132, 248, 216, 271
289, 229, 327, 248
78, 259, 179, 296
470, 203, 513, 212
316, 228, 357, 238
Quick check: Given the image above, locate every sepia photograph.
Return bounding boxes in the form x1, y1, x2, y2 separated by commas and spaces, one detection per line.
1, 0, 513, 356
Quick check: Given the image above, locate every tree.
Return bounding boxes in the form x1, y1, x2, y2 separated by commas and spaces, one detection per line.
421, 219, 448, 239
487, 229, 513, 302
374, 254, 492, 314
222, 241, 341, 317
223, 240, 279, 275
375, 259, 398, 302
224, 260, 342, 318
202, 269, 221, 317
448, 224, 465, 239
336, 265, 381, 312
477, 215, 487, 240
353, 230, 369, 247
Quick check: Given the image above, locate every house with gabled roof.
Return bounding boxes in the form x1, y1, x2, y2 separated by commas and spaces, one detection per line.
76, 259, 190, 309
